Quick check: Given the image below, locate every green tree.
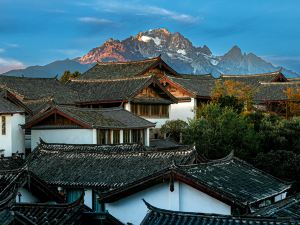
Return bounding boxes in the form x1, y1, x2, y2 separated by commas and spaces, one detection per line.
161, 120, 188, 142
185, 103, 259, 159
60, 70, 81, 83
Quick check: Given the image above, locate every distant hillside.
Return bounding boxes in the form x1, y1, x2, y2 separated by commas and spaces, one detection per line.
3, 28, 299, 78
3, 59, 94, 78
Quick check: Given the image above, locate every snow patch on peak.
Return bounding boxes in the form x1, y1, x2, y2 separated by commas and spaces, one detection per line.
210, 59, 219, 66
139, 36, 161, 46
152, 37, 161, 46
177, 49, 186, 55
140, 36, 152, 42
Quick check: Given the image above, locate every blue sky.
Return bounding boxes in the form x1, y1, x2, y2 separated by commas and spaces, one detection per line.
0, 0, 300, 73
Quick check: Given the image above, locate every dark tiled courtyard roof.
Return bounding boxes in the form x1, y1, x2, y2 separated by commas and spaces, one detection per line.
149, 139, 186, 150
177, 154, 291, 206
78, 56, 178, 80
11, 198, 84, 225
25, 105, 155, 129
169, 76, 216, 97
69, 77, 152, 102
0, 157, 24, 170
0, 75, 78, 104
68, 76, 176, 104
0, 91, 24, 114
140, 201, 300, 225
255, 82, 300, 101
220, 70, 287, 88
27, 141, 196, 190
253, 193, 300, 218
99, 153, 290, 207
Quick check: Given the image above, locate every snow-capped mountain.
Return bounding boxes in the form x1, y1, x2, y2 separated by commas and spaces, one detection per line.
3, 28, 298, 77
79, 28, 298, 77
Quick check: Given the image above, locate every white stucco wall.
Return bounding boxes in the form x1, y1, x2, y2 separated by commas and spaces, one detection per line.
145, 118, 169, 128
105, 181, 231, 225
11, 114, 25, 155
31, 129, 94, 149
170, 98, 196, 122
0, 114, 25, 157
16, 187, 39, 203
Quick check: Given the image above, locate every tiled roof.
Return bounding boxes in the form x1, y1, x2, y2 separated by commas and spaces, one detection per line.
27, 141, 196, 190
0, 167, 64, 210
252, 193, 300, 218
140, 201, 300, 225
78, 56, 178, 80
0, 91, 25, 114
69, 76, 152, 103
68, 76, 176, 104
99, 153, 290, 208
25, 105, 155, 129
177, 155, 291, 206
79, 57, 159, 80
255, 82, 300, 101
169, 76, 216, 97
0, 157, 24, 171
0, 75, 78, 104
220, 70, 287, 88
11, 198, 84, 225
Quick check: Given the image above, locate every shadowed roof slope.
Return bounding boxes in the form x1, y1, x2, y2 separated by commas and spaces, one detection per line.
24, 105, 155, 129
68, 76, 176, 104
140, 201, 300, 225
0, 91, 24, 114
0, 75, 78, 104
255, 82, 300, 101
78, 56, 178, 80
220, 70, 288, 87
11, 198, 85, 225
99, 153, 290, 208
27, 141, 196, 191
252, 193, 300, 218
176, 155, 291, 206
169, 75, 216, 97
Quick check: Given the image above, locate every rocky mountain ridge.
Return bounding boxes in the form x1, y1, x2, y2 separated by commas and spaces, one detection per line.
3, 28, 298, 77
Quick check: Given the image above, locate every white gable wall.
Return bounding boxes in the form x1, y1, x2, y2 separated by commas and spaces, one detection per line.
170, 98, 196, 122
31, 129, 95, 149
11, 114, 25, 155
105, 181, 231, 225
0, 113, 25, 157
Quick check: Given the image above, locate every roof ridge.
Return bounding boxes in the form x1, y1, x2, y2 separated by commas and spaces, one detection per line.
70, 76, 151, 83
221, 71, 281, 78
260, 81, 300, 85
0, 75, 57, 80
96, 56, 160, 65
142, 200, 300, 222
37, 141, 194, 155
56, 105, 124, 112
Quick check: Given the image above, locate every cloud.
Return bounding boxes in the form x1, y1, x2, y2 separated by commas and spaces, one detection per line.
45, 9, 67, 14
78, 1, 199, 24
78, 17, 112, 24
0, 57, 25, 74
5, 43, 19, 48
50, 49, 83, 57
145, 6, 198, 23
262, 55, 300, 62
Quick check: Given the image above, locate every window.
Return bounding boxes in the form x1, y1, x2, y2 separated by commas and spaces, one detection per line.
123, 130, 131, 143
132, 129, 145, 144
151, 105, 160, 116
97, 129, 110, 144
113, 130, 120, 144
1, 116, 6, 135
131, 104, 169, 118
